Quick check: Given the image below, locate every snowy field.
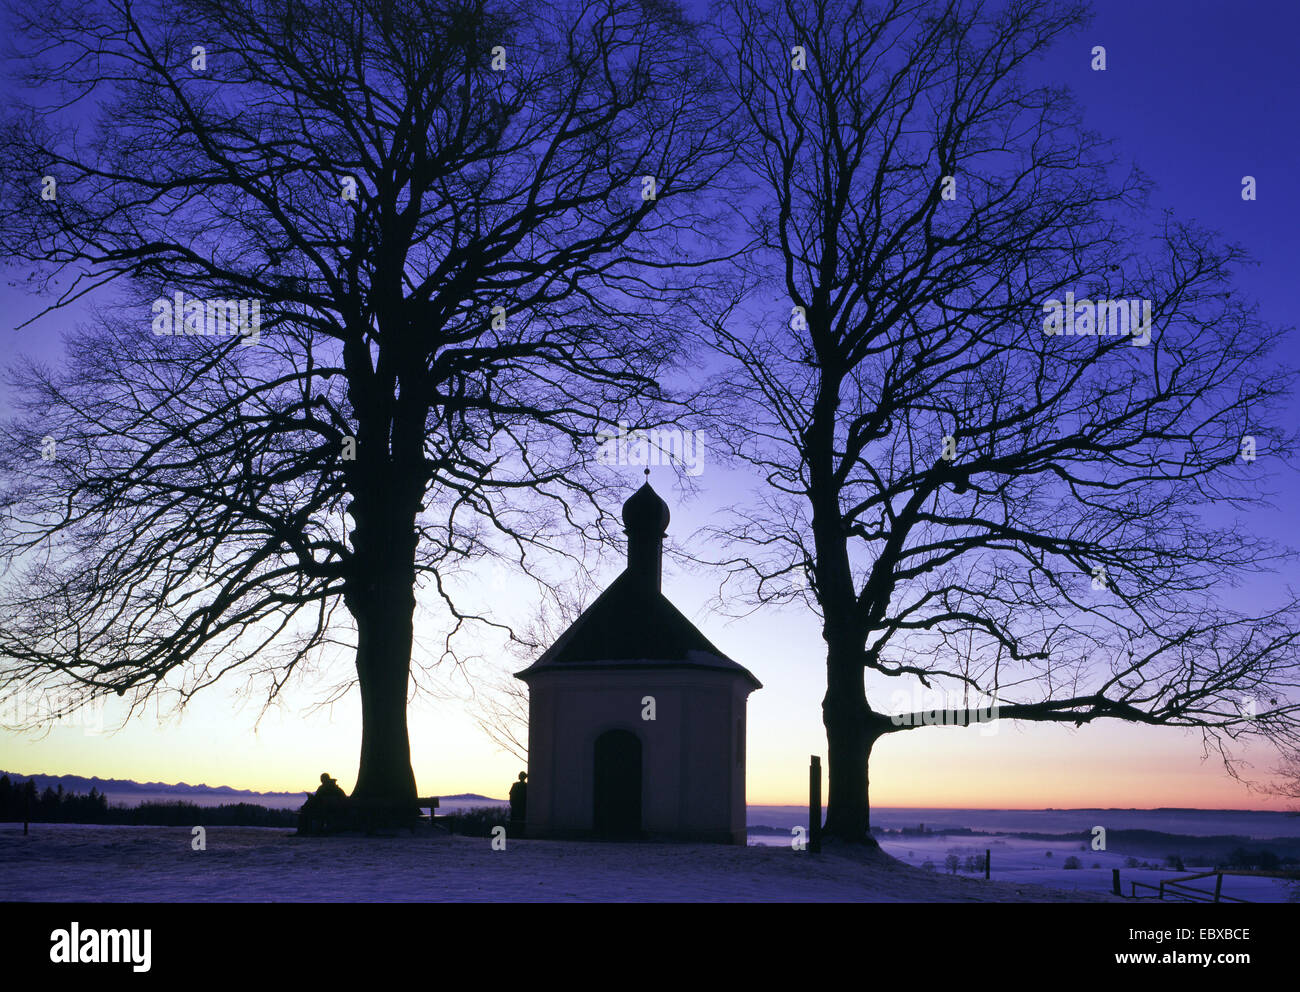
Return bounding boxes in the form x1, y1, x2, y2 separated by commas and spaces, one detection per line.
7, 796, 1292, 902
747, 807, 1299, 902
0, 823, 1121, 902
746, 804, 1300, 840
871, 836, 1291, 902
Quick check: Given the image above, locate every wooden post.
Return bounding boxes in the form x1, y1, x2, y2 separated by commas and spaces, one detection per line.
1213, 873, 1223, 903
1112, 868, 1122, 896
809, 755, 822, 854
985, 849, 991, 879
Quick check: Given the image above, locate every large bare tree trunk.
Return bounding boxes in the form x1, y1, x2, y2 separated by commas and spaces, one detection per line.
352, 588, 418, 802
809, 378, 886, 844
346, 446, 422, 803
821, 645, 882, 845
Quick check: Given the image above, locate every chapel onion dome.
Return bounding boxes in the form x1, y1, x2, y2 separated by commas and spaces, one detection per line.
622, 480, 670, 534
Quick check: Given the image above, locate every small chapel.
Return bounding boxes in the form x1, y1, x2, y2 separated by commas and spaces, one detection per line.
515, 479, 761, 844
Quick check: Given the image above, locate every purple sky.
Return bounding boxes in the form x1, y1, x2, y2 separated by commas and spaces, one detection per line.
1, 1, 1297, 808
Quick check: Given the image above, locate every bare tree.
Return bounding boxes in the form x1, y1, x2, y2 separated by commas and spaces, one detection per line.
468, 671, 531, 764
464, 573, 594, 762
1274, 752, 1300, 807
0, 0, 738, 805
706, 0, 1300, 843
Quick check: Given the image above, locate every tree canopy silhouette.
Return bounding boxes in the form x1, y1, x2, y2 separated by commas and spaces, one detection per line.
705, 0, 1300, 842
0, 0, 737, 803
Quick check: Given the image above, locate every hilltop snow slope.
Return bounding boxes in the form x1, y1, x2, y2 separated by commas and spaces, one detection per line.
1, 823, 1116, 902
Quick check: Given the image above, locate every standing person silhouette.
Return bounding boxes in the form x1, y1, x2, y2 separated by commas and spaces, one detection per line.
508, 772, 528, 833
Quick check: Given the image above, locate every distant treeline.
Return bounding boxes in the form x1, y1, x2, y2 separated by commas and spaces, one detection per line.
0, 776, 511, 831
442, 805, 510, 836
0, 775, 297, 827
865, 822, 1300, 870
1002, 828, 1300, 867
0, 774, 110, 822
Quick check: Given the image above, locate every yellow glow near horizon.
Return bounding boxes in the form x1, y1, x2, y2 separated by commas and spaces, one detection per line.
1, 482, 1293, 814
2, 686, 1291, 811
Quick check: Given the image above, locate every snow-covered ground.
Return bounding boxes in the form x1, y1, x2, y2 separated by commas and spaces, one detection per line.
746, 806, 1299, 902
5, 801, 1292, 902
871, 835, 1291, 902
0, 823, 1121, 902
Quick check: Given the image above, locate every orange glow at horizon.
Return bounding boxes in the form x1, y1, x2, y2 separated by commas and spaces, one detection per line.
4, 694, 1292, 812
1, 480, 1294, 815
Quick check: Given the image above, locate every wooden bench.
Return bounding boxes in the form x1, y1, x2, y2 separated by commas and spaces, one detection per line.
353, 796, 441, 834
417, 796, 441, 831
301, 795, 440, 835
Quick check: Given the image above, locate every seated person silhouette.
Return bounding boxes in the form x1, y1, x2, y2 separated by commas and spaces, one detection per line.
298, 772, 348, 835
508, 772, 527, 830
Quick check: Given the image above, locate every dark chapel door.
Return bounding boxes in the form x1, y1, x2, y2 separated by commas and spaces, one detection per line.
593, 729, 642, 837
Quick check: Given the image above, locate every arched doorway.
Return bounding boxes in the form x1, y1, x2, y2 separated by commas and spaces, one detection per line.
593, 729, 642, 837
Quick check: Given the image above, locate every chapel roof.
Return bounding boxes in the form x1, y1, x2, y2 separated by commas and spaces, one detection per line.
515, 482, 761, 689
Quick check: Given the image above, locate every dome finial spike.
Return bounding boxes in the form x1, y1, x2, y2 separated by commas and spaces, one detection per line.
622, 477, 670, 591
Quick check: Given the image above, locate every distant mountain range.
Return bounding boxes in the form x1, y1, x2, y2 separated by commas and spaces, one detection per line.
0, 771, 499, 803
